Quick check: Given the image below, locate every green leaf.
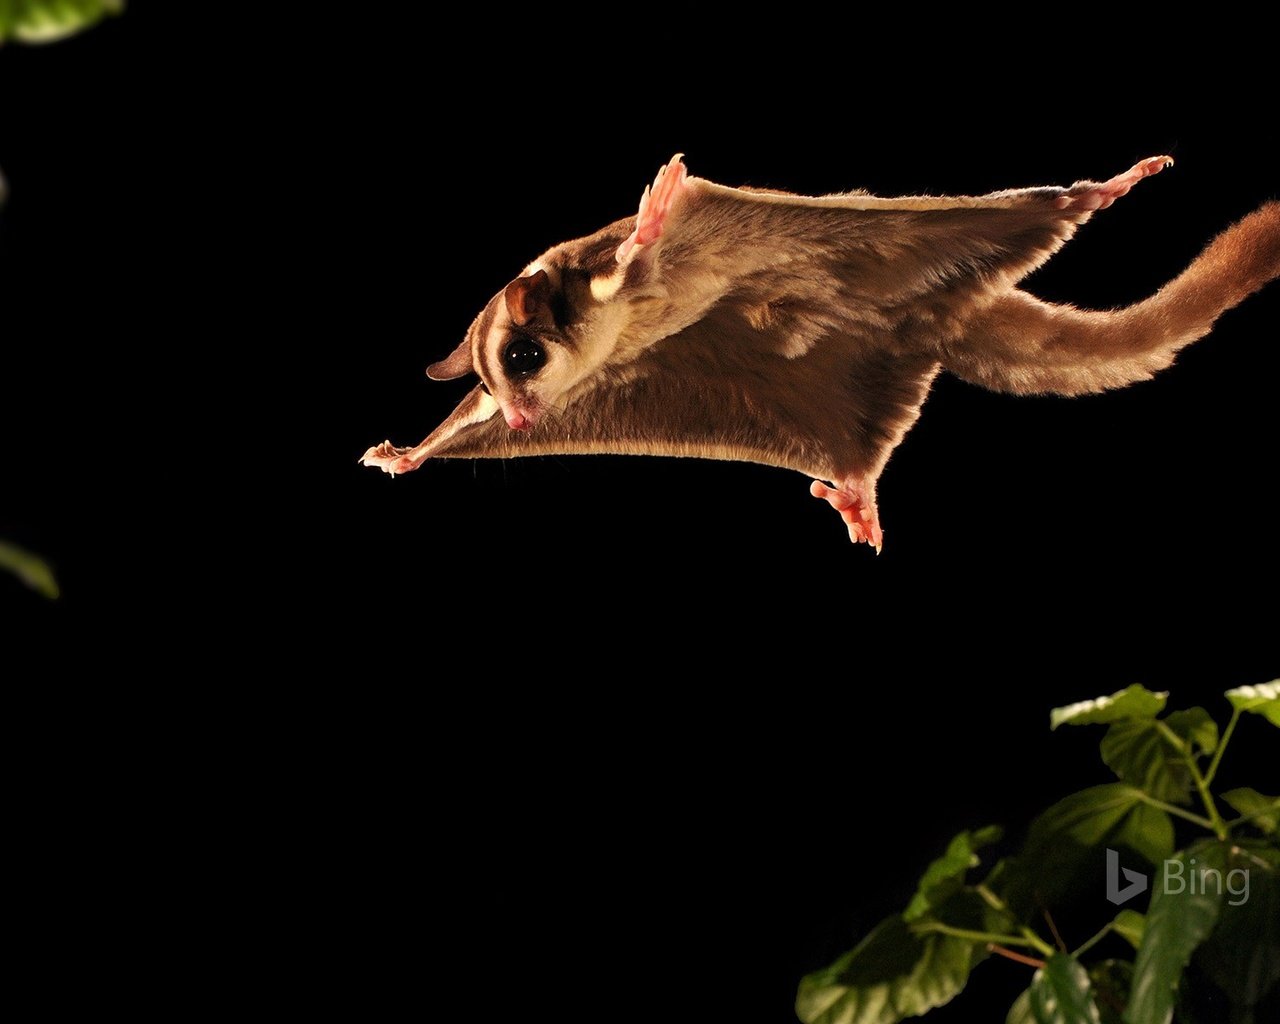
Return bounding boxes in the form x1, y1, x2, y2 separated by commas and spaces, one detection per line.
1035, 785, 1173, 862
993, 786, 1173, 919
1191, 842, 1280, 1013
904, 826, 1002, 922
1029, 954, 1102, 1024
1247, 840, 1280, 866
1221, 787, 1279, 835
1008, 988, 1035, 1024
1098, 707, 1219, 807
1089, 960, 1134, 1024
1225, 681, 1280, 727
1125, 840, 1228, 1024
796, 914, 978, 1024
1111, 804, 1175, 869
0, 0, 123, 44
0, 540, 60, 599
1111, 910, 1145, 950
1161, 708, 1218, 756
1100, 721, 1192, 805
1051, 686, 1169, 730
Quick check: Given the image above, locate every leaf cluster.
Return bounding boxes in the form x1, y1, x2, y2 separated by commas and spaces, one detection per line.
797, 683, 1279, 1024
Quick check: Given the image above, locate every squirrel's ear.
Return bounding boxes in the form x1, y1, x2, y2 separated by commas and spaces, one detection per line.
425, 338, 474, 381
504, 269, 551, 327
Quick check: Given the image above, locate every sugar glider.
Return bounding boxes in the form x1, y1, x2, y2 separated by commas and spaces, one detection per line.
363, 154, 1280, 549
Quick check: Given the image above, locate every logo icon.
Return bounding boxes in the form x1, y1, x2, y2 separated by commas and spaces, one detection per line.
1106, 848, 1148, 905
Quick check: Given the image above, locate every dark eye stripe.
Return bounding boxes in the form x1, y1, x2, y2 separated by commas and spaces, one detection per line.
476, 294, 504, 395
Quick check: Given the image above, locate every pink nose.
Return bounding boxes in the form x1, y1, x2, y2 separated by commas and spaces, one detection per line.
506, 411, 532, 430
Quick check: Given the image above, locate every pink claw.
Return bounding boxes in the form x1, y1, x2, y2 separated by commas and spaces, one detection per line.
810, 479, 884, 551
361, 440, 417, 477
1057, 155, 1173, 211
616, 154, 689, 262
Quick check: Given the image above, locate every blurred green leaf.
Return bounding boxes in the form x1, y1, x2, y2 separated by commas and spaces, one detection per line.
0, 539, 60, 598
904, 826, 1002, 922
1221, 788, 1279, 835
1224, 682, 1280, 727
1029, 954, 1102, 1024
0, 0, 123, 44
1191, 842, 1280, 1015
992, 785, 1173, 920
1089, 960, 1134, 1024
1111, 910, 1145, 951
1051, 686, 1169, 730
1008, 989, 1035, 1024
797, 913, 978, 1024
799, 892, 1003, 1024
1126, 841, 1228, 1024
1110, 804, 1175, 874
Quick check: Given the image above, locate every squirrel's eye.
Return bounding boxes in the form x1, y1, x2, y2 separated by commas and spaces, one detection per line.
503, 337, 546, 375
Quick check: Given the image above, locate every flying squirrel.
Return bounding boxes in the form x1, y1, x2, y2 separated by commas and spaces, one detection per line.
363, 154, 1280, 550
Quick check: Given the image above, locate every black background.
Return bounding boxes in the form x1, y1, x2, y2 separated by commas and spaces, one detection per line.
2, 9, 1276, 1020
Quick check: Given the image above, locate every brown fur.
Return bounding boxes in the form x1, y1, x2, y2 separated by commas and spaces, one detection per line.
364, 159, 1280, 540
941, 203, 1280, 395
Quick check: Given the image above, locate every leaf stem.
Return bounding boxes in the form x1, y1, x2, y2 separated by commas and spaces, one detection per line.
1157, 721, 1228, 839
1203, 707, 1240, 788
1223, 805, 1280, 830
1130, 789, 1216, 830
912, 922, 1042, 950
975, 884, 1007, 912
1071, 921, 1115, 959
970, 884, 1055, 957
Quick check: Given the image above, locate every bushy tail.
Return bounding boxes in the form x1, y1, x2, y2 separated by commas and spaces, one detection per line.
941, 202, 1280, 396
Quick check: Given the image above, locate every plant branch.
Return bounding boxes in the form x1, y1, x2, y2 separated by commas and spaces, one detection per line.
1131, 789, 1216, 830
1157, 720, 1228, 839
1203, 706, 1241, 787
988, 944, 1046, 969
1042, 908, 1067, 952
1018, 926, 1058, 958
